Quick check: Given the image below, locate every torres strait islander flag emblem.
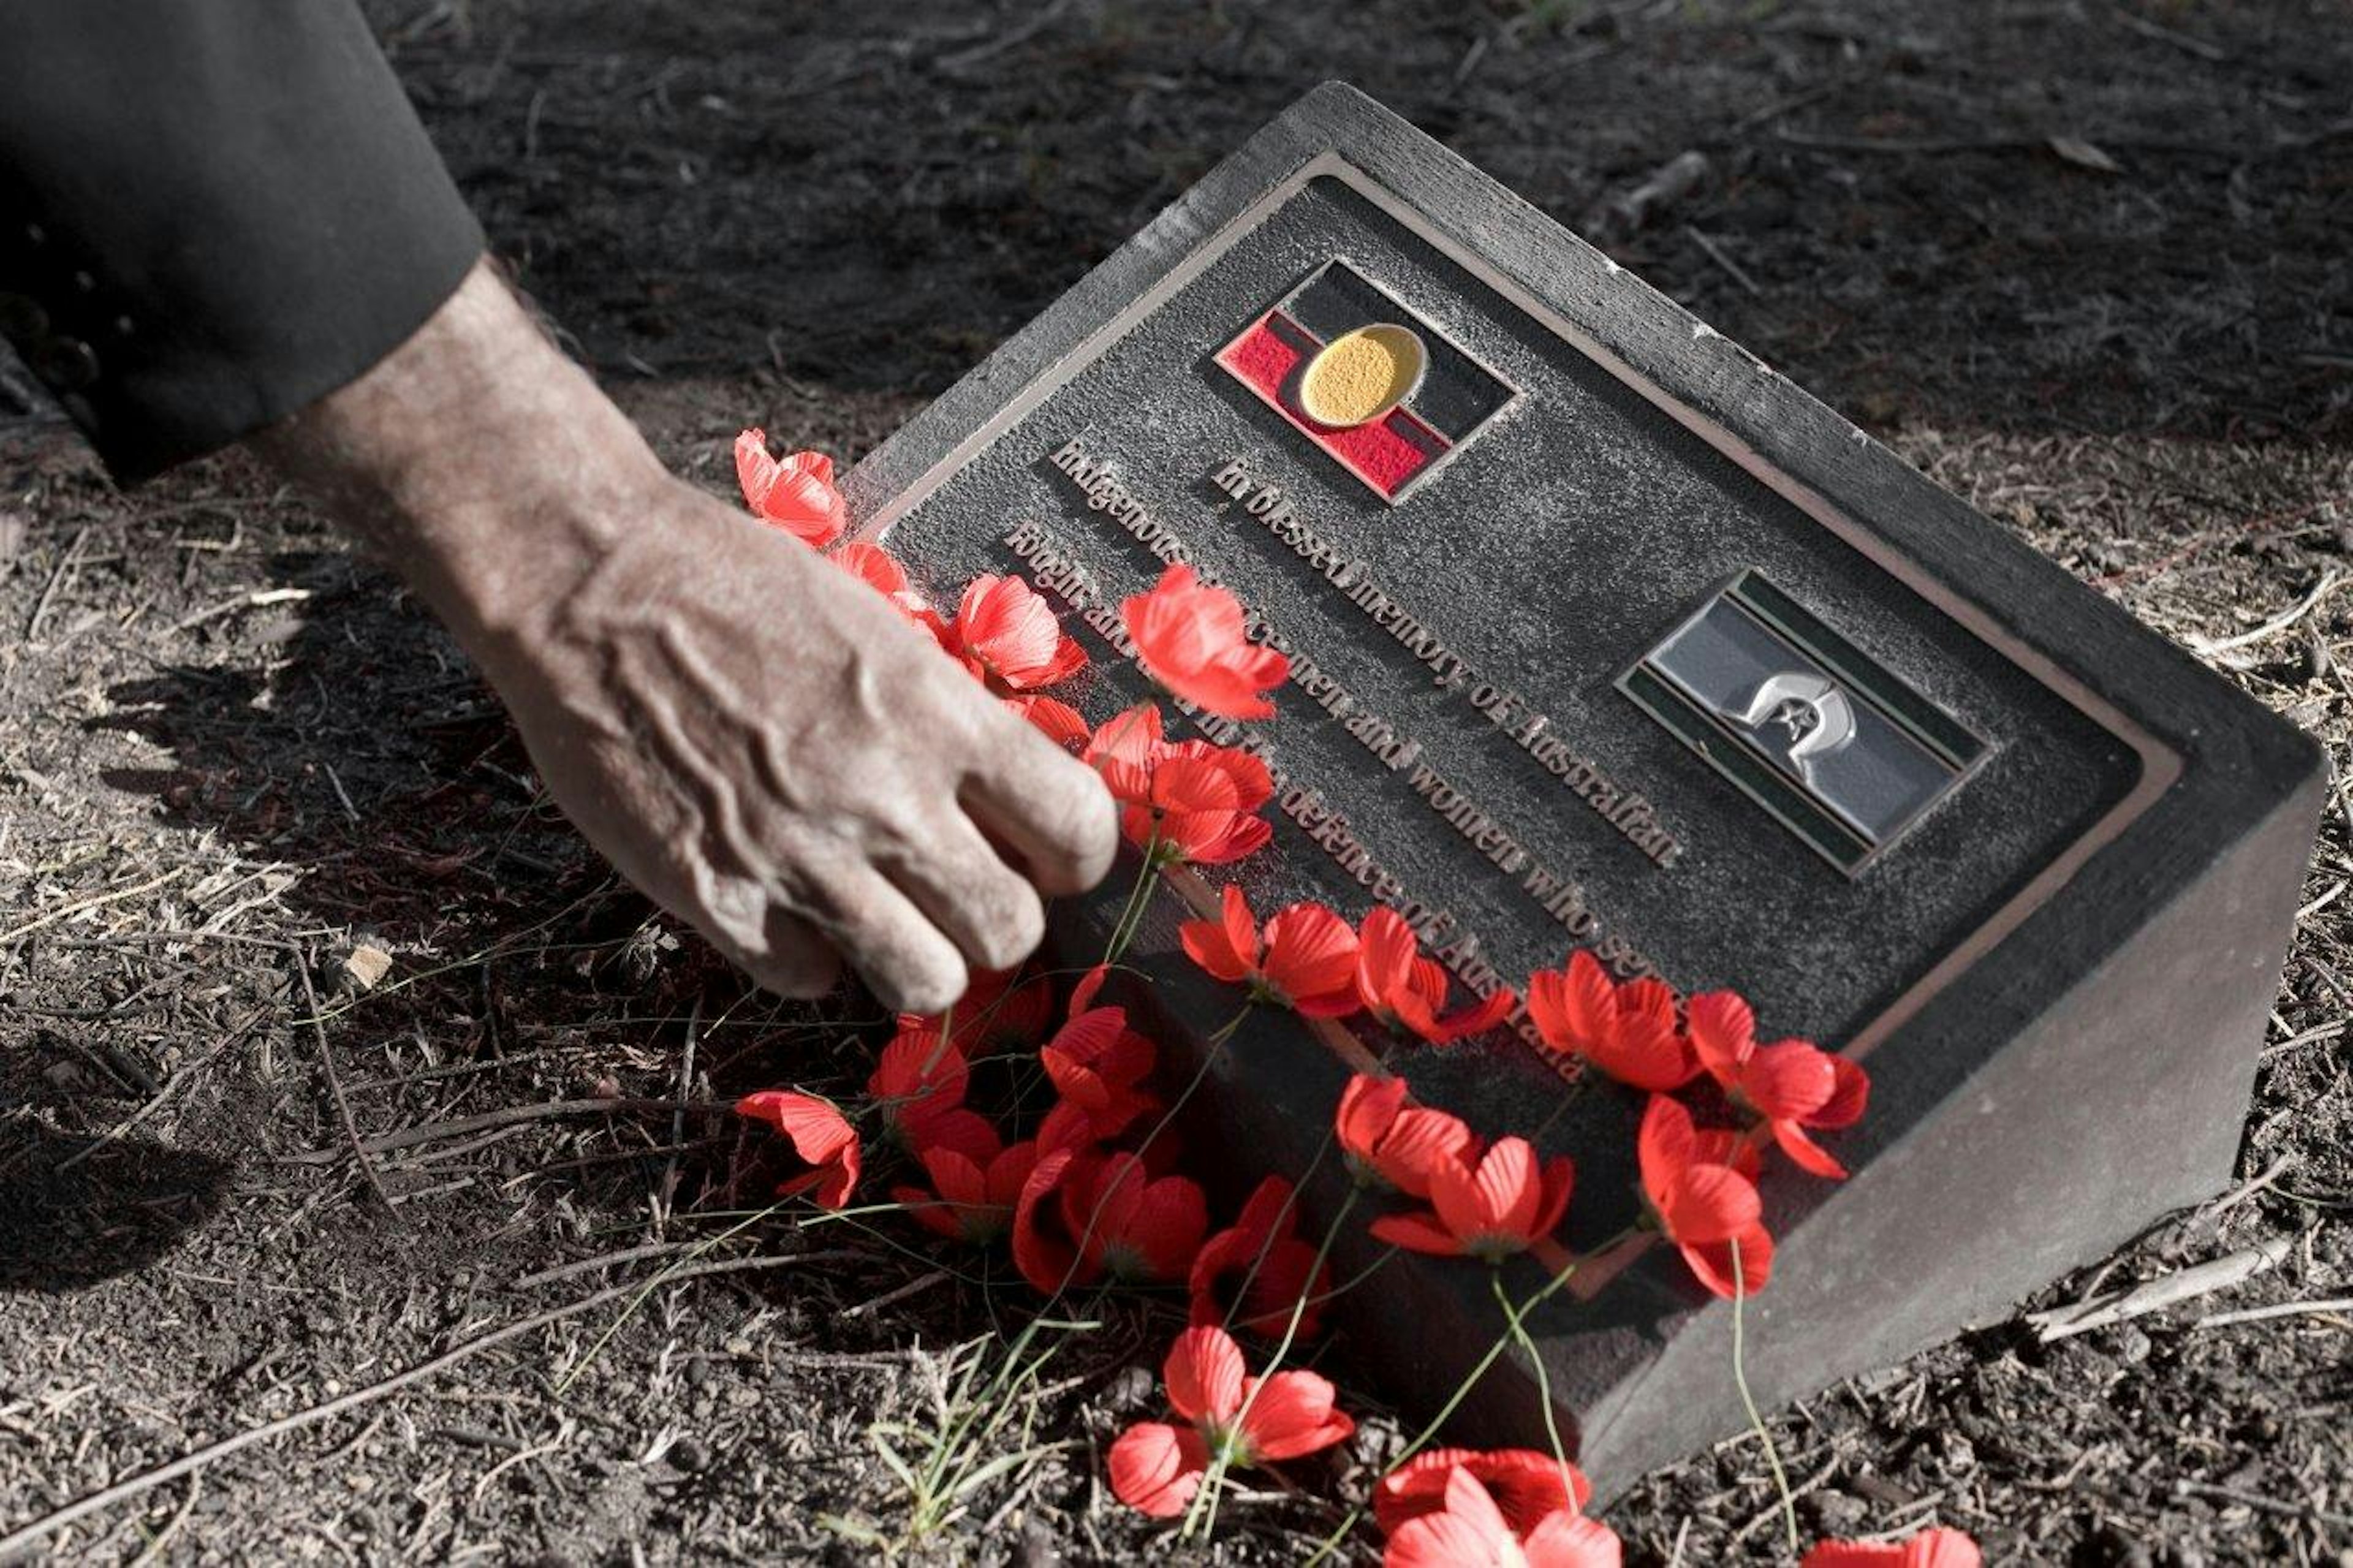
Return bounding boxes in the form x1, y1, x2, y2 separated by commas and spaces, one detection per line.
1214, 259, 1516, 504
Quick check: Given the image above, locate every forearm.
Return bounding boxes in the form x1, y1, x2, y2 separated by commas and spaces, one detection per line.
252, 263, 659, 659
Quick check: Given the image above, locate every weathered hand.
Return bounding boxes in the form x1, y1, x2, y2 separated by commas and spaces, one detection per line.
257, 262, 1115, 1010
484, 480, 1113, 1008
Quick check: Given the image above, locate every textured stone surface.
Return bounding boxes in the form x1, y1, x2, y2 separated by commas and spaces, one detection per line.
848, 84, 2325, 1490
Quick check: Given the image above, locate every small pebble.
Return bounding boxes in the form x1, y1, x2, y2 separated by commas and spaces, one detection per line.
670, 1436, 709, 1473
1015, 1521, 1060, 1568
1107, 1364, 1157, 1410
1805, 1487, 1868, 1536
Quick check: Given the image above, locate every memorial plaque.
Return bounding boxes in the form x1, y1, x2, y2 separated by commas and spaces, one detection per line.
844, 85, 2325, 1487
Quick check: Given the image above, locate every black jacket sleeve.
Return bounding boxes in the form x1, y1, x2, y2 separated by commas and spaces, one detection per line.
0, 2, 485, 482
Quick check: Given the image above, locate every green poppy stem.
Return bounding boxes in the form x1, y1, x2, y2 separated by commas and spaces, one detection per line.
1490, 1270, 1571, 1475
1101, 831, 1163, 967
1729, 1240, 1798, 1554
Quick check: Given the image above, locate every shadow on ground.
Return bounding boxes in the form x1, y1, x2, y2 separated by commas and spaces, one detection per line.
0, 1121, 229, 1293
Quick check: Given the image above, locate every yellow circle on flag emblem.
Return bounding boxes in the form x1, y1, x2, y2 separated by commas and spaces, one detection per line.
1298, 323, 1427, 428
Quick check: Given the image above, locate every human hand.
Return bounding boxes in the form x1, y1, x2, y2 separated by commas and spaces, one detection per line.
257, 263, 1116, 1010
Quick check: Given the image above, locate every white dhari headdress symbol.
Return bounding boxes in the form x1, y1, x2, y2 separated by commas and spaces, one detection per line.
1735, 672, 1858, 771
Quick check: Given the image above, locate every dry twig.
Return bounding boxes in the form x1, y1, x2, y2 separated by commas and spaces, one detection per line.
2024, 1237, 2292, 1341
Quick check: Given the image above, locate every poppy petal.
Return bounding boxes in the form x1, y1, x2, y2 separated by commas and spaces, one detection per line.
1430, 983, 1520, 1044
1384, 1510, 1512, 1568
1685, 990, 1757, 1074
1238, 1369, 1354, 1460
1355, 907, 1420, 1012
1662, 1163, 1762, 1245
1523, 1509, 1625, 1568
1107, 1422, 1208, 1518
1370, 1210, 1468, 1257
1473, 1138, 1543, 1238
1771, 1117, 1851, 1180
1377, 1107, 1477, 1200
1336, 1073, 1408, 1164
1164, 1325, 1247, 1425
1814, 1055, 1871, 1129
1374, 1447, 1591, 1536
1742, 1040, 1838, 1121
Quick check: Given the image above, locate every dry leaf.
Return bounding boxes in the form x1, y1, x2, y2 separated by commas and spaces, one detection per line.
2048, 135, 2123, 174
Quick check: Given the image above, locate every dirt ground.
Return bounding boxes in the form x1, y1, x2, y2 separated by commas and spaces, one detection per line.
3, 1, 2350, 1562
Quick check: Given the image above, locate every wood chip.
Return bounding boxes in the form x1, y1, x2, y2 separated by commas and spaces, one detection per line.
343, 944, 394, 991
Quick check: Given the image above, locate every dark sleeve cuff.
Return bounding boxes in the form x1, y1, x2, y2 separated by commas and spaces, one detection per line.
0, 2, 484, 482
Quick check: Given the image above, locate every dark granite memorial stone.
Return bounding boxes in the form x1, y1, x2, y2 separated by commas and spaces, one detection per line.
843, 84, 2325, 1488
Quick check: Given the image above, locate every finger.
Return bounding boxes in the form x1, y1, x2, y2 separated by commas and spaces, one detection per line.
960, 714, 1119, 898
694, 893, 844, 1001
873, 808, 1048, 973
794, 863, 970, 1016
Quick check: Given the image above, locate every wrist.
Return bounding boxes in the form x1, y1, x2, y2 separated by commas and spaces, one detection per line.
252, 260, 670, 654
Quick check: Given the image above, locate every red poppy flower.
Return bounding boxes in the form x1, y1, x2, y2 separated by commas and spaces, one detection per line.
1370, 1137, 1574, 1263
1189, 1175, 1335, 1340
1686, 991, 1869, 1179
890, 1136, 1037, 1246
1040, 1003, 1158, 1140
1081, 705, 1273, 866
734, 1089, 861, 1209
1525, 951, 1696, 1091
1179, 884, 1360, 1017
1107, 1325, 1355, 1518
1059, 1151, 1208, 1286
1121, 564, 1290, 719
1006, 694, 1089, 749
1802, 1528, 1981, 1568
1335, 1075, 1476, 1199
1356, 908, 1518, 1044
1010, 1143, 1088, 1295
1635, 1095, 1773, 1299
1126, 742, 1275, 867
1374, 1447, 1594, 1536
866, 1029, 994, 1159
942, 574, 1086, 692
901, 966, 1055, 1058
733, 430, 847, 547
1381, 1466, 1622, 1568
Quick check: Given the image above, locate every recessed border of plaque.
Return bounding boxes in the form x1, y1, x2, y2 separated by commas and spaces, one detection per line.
1620, 571, 1993, 876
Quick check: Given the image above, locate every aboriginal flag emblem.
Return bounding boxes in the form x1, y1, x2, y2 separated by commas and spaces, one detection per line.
1214, 260, 1515, 504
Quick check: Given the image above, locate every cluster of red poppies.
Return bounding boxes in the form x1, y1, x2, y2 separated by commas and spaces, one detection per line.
1167, 907, 1868, 1297
725, 434, 1973, 1567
